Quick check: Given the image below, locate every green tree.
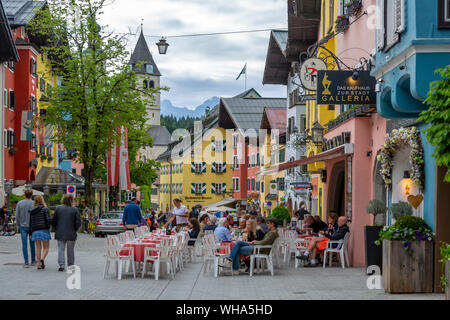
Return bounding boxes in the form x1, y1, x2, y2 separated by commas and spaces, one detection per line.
130, 159, 160, 187
420, 65, 450, 182
28, 0, 156, 206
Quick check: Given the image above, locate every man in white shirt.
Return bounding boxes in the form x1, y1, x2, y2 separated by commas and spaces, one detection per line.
164, 198, 189, 232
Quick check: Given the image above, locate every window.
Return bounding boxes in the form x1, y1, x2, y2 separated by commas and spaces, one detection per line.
125, 192, 133, 201
279, 148, 286, 163
439, 0, 450, 28
180, 164, 183, 173
3, 89, 7, 108
9, 90, 15, 110
251, 178, 255, 191
145, 64, 154, 74
214, 162, 225, 173
233, 155, 239, 170
30, 58, 37, 77
143, 80, 148, 89
256, 182, 260, 192
7, 61, 15, 72
149, 80, 155, 88
192, 183, 204, 194
3, 129, 7, 147
31, 133, 37, 152
72, 169, 76, 174
7, 129, 16, 148
232, 178, 240, 192
277, 178, 285, 191
329, 0, 334, 30
261, 155, 264, 166
377, 0, 406, 52
195, 163, 202, 173
247, 156, 250, 168
252, 155, 255, 167
233, 134, 239, 148
261, 182, 264, 193
256, 153, 260, 167
30, 95, 37, 114
40, 78, 46, 93
214, 183, 224, 194
46, 146, 52, 157
247, 179, 250, 191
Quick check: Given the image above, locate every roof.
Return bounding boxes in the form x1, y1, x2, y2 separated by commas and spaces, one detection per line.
1, 0, 46, 27
220, 91, 286, 132
130, 29, 161, 76
15, 36, 40, 52
148, 125, 172, 146
233, 88, 261, 98
34, 167, 85, 186
0, 0, 18, 62
261, 107, 287, 135
263, 30, 290, 85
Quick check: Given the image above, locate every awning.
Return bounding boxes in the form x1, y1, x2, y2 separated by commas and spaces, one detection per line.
203, 197, 237, 210
257, 144, 353, 177
12, 185, 44, 196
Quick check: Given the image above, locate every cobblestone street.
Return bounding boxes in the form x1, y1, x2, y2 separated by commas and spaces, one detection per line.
0, 234, 444, 300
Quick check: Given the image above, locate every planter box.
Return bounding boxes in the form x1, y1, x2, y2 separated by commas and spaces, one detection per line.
382, 239, 434, 293
336, 17, 350, 33
365, 226, 383, 272
446, 260, 450, 300
347, 0, 363, 17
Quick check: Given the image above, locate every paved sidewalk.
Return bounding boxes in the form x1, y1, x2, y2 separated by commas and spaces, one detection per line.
0, 234, 444, 300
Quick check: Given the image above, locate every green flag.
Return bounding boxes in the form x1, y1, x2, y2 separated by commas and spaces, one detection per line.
236, 63, 247, 80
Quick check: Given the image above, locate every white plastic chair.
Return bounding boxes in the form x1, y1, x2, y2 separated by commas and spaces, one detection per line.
201, 235, 231, 277
249, 244, 275, 276
125, 230, 135, 242
103, 235, 136, 280
323, 232, 351, 269
294, 238, 309, 269
142, 238, 175, 280
282, 230, 298, 266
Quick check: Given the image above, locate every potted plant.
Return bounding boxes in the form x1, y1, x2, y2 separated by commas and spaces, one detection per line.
40, 154, 47, 161
345, 0, 363, 17
376, 215, 434, 293
47, 156, 54, 162
8, 147, 16, 155
439, 242, 450, 300
270, 206, 291, 226
390, 201, 413, 220
335, 15, 350, 33
365, 200, 387, 272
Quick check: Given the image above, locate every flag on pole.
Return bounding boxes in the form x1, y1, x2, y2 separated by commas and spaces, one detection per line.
107, 128, 120, 187
236, 63, 247, 80
20, 111, 33, 141
119, 127, 131, 191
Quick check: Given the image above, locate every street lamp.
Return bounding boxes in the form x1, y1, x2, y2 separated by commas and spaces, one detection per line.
311, 122, 324, 146
156, 37, 169, 55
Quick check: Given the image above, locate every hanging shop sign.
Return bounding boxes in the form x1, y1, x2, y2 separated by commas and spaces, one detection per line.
291, 182, 313, 190
316, 71, 377, 105
300, 58, 327, 91
299, 94, 317, 102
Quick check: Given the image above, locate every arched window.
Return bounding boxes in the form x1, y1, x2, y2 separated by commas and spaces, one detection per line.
149, 80, 155, 88
143, 80, 148, 89
145, 64, 154, 74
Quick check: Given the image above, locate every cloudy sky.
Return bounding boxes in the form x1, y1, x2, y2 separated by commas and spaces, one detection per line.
100, 0, 287, 109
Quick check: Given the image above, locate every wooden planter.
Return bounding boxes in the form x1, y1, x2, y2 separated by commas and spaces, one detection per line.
382, 239, 434, 293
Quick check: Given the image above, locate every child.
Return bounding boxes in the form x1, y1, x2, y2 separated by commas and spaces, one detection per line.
2, 206, 11, 236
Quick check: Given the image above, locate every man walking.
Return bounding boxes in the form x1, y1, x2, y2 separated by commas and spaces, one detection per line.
52, 195, 81, 271
15, 189, 36, 268
122, 198, 143, 231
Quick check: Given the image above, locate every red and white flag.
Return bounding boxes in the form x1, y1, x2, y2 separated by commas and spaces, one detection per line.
107, 129, 120, 187
118, 126, 131, 191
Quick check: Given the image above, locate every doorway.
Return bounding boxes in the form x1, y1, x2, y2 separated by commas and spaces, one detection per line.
327, 161, 346, 217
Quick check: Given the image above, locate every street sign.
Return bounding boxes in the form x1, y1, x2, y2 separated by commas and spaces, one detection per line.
67, 185, 76, 197
316, 71, 377, 105
300, 58, 327, 91
267, 201, 272, 207
291, 182, 313, 190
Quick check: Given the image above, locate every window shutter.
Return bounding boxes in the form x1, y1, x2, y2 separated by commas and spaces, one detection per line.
385, 0, 400, 50
212, 162, 216, 173
222, 162, 226, 173
202, 183, 207, 194
395, 0, 406, 34
191, 183, 196, 194
376, 0, 385, 50
202, 162, 206, 173
222, 140, 226, 151
211, 183, 216, 194
191, 162, 195, 173
222, 183, 226, 193
211, 139, 216, 151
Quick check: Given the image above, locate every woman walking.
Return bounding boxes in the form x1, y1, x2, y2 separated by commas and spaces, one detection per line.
52, 195, 81, 272
29, 196, 51, 270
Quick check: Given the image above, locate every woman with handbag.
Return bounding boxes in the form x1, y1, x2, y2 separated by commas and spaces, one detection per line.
29, 195, 51, 270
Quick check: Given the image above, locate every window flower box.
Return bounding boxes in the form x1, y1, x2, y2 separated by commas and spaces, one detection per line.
346, 0, 363, 17
335, 16, 350, 33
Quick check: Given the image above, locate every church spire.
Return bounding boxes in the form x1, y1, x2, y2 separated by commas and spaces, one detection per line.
129, 23, 161, 76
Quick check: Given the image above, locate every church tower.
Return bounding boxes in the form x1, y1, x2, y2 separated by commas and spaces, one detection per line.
130, 28, 161, 126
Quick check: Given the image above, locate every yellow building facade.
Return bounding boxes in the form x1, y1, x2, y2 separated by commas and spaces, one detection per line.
306, 0, 338, 218
158, 124, 233, 212
36, 53, 58, 173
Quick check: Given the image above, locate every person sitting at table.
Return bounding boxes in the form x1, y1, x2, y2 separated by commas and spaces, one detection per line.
256, 216, 269, 234
214, 218, 233, 242
220, 218, 280, 275
242, 220, 265, 242
233, 218, 246, 238
199, 214, 209, 237
187, 218, 200, 246
313, 215, 328, 232
204, 216, 217, 233
226, 215, 234, 232
296, 216, 349, 267
297, 214, 323, 235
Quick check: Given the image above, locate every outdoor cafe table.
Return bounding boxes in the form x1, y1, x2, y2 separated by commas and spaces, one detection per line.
219, 239, 250, 260
122, 241, 159, 262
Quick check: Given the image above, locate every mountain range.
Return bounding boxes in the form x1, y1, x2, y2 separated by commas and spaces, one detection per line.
161, 96, 220, 119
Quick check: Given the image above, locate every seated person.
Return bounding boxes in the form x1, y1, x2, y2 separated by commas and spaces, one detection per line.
226, 215, 235, 232
256, 216, 269, 234
242, 220, 265, 242
296, 216, 349, 267
199, 214, 210, 237
214, 218, 233, 242
187, 218, 200, 246
313, 215, 328, 232
297, 215, 323, 235
203, 216, 218, 232
233, 218, 246, 238
220, 218, 279, 275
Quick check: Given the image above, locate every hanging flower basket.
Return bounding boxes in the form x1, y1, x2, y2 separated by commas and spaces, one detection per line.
335, 15, 350, 33
8, 147, 17, 155
346, 0, 363, 17
377, 127, 425, 190
47, 156, 54, 162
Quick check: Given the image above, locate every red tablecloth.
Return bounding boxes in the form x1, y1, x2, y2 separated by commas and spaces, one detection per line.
122, 242, 159, 262
219, 241, 249, 260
